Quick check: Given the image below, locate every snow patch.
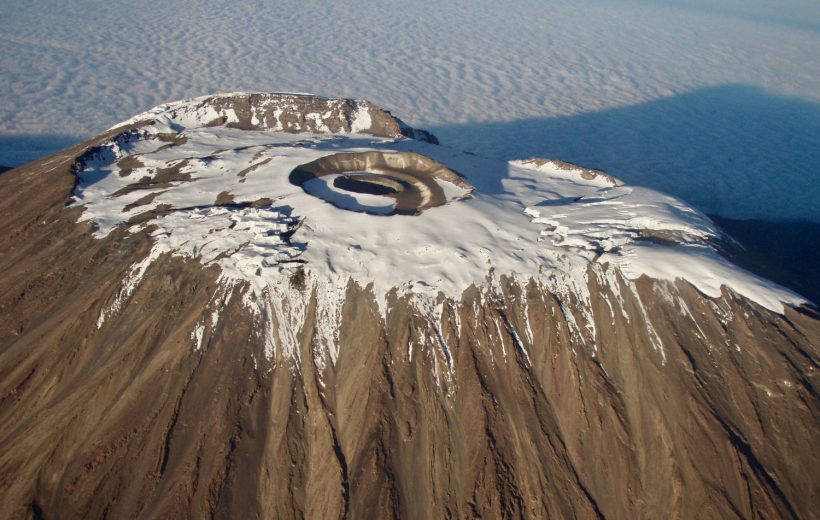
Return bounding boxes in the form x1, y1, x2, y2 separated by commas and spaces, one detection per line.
97, 245, 165, 327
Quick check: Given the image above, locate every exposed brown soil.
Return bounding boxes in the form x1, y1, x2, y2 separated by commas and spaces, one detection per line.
124, 191, 167, 212
213, 191, 235, 206
238, 157, 273, 180
112, 160, 191, 196
117, 155, 145, 177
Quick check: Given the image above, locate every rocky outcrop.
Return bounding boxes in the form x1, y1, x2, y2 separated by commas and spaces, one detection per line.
118, 92, 439, 143
0, 98, 817, 520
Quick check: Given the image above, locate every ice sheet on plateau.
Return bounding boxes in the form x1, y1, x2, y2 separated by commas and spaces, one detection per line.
74, 96, 807, 366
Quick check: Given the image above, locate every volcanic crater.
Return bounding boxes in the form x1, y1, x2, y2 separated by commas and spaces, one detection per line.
289, 151, 474, 215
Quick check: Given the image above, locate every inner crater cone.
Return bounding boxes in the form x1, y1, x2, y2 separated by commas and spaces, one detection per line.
289, 151, 473, 215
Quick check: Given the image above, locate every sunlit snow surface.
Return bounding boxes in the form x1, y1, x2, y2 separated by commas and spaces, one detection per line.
2, 0, 819, 220
75, 96, 805, 364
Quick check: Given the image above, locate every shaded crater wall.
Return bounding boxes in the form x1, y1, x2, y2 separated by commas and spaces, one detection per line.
289, 151, 473, 215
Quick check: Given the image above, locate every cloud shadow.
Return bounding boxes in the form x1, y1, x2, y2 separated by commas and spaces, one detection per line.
429, 84, 820, 223
0, 134, 82, 170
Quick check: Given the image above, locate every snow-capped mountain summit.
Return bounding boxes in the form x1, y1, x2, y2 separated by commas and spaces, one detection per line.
0, 93, 816, 519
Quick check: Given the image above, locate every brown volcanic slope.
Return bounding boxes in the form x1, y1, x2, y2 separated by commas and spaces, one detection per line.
0, 95, 819, 520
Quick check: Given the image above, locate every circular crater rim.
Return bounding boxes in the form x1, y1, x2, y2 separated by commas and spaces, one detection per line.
289, 151, 473, 216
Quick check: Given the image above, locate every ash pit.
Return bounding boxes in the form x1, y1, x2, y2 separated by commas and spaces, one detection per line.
289, 151, 473, 216
333, 173, 403, 196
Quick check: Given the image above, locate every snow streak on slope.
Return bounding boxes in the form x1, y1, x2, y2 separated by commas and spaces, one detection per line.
72, 95, 806, 368
1, 0, 819, 220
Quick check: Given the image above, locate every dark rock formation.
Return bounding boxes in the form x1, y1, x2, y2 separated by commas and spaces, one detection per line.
125, 92, 439, 144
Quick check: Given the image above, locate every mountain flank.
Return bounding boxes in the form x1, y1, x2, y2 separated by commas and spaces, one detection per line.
0, 93, 817, 520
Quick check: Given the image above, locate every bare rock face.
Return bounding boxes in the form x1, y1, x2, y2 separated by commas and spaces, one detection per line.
518, 157, 622, 187
119, 92, 439, 143
0, 94, 817, 520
